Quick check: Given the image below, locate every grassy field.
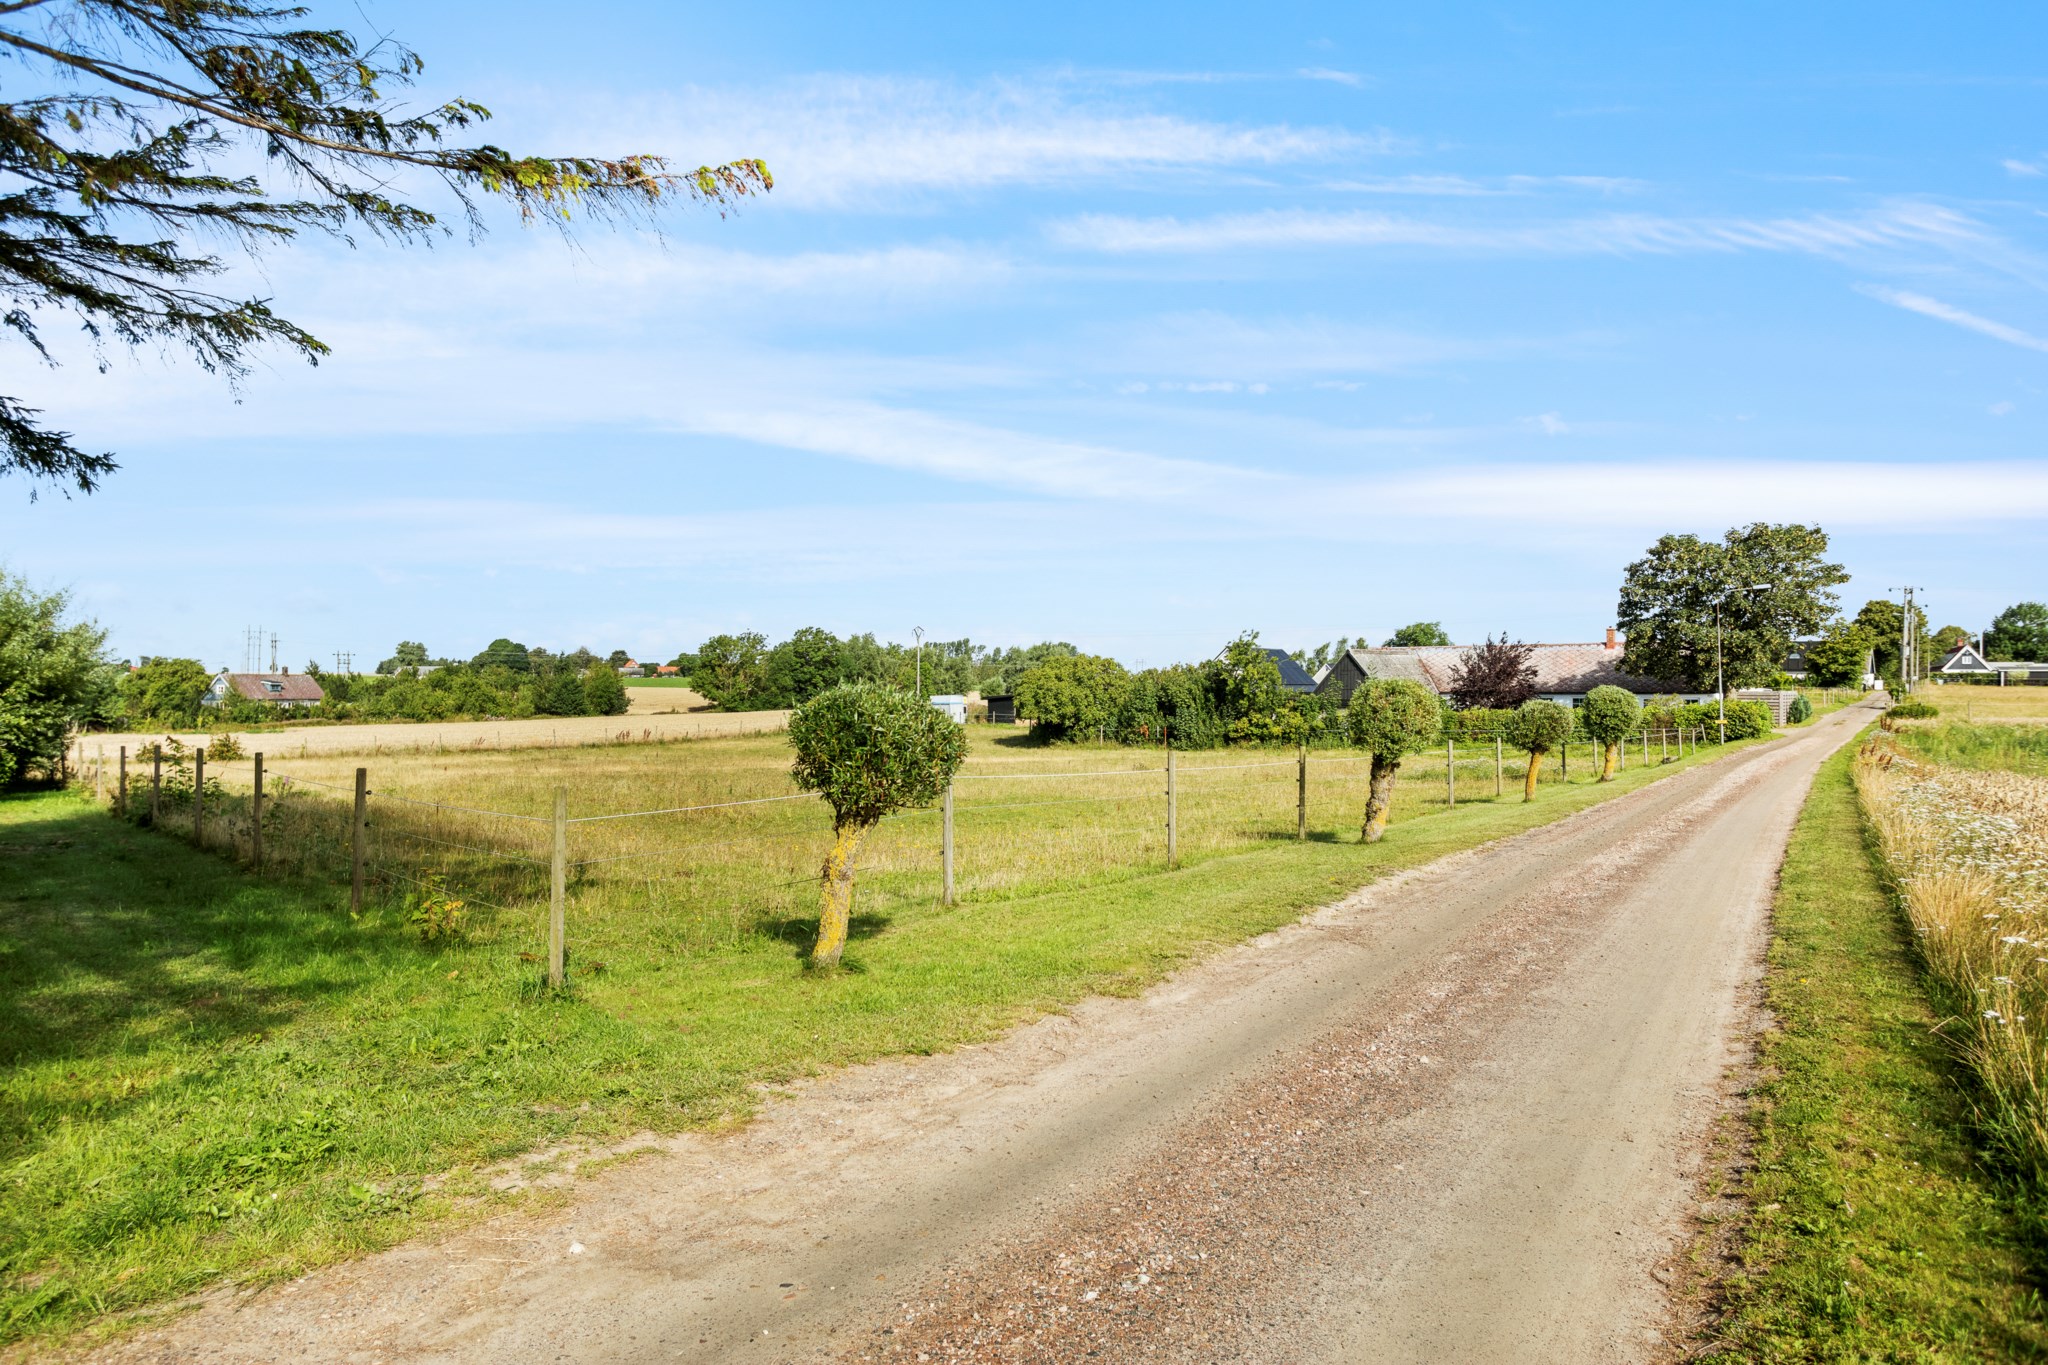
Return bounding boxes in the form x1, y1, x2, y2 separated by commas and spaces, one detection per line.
0, 725, 1756, 1345
1693, 740, 2048, 1361
1922, 684, 2048, 723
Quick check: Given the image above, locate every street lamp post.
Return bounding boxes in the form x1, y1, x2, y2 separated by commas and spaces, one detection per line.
913, 626, 925, 698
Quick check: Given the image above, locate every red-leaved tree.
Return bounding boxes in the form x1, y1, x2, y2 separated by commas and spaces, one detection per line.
1448, 636, 1538, 710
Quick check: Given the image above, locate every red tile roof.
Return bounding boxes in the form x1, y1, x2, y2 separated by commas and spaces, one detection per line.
220, 672, 326, 703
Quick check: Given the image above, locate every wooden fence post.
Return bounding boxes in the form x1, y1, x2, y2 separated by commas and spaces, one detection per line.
942, 780, 956, 905
549, 786, 568, 987
193, 746, 205, 848
350, 767, 368, 915
150, 744, 161, 823
252, 753, 264, 871
1560, 741, 1568, 781
1446, 738, 1455, 807
1495, 735, 1504, 797
117, 746, 126, 817
1166, 746, 1178, 870
1296, 744, 1307, 840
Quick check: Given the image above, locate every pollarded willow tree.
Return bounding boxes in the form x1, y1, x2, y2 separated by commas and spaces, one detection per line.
1347, 678, 1442, 843
789, 683, 968, 969
1580, 685, 1639, 782
0, 0, 771, 497
1504, 699, 1573, 802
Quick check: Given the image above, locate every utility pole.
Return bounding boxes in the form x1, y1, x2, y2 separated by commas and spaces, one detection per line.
1890, 586, 1922, 695
913, 626, 925, 698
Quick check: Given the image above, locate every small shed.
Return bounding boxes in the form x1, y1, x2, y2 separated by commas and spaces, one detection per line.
929, 694, 968, 724
985, 694, 1017, 725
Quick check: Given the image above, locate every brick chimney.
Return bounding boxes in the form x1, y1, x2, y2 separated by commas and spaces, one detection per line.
1604, 627, 1617, 649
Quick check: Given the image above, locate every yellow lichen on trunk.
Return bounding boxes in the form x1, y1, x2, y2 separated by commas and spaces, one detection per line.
1523, 751, 1542, 802
1601, 742, 1619, 781
811, 821, 868, 969
1361, 755, 1399, 843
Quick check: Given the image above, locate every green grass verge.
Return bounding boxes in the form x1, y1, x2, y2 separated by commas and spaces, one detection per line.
1696, 739, 2048, 1361
1, 738, 1742, 1345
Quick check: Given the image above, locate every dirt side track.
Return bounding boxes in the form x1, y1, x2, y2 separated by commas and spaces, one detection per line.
83, 703, 1877, 1364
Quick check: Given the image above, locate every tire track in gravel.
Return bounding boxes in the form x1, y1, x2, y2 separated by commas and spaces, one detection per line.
841, 710, 1868, 1363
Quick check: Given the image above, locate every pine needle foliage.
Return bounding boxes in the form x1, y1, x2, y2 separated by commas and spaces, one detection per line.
0, 0, 771, 496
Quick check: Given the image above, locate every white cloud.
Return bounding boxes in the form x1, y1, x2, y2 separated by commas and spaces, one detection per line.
1991, 400, 2017, 415
593, 76, 1383, 209
1047, 202, 1981, 256
1522, 412, 1570, 436
1858, 284, 2048, 353
1298, 68, 1367, 87
2004, 157, 2046, 177
1324, 173, 1647, 197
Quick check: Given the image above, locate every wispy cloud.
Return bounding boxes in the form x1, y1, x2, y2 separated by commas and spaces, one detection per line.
1046, 202, 1978, 255
2004, 156, 2047, 177
599, 76, 1385, 209
1324, 173, 1647, 197
1298, 67, 1367, 87
1858, 284, 2048, 353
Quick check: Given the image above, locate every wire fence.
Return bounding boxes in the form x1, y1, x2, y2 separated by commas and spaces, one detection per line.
67, 724, 1721, 980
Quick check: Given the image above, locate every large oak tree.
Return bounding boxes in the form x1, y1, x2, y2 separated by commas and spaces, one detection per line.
1615, 523, 1846, 693
1, 0, 769, 496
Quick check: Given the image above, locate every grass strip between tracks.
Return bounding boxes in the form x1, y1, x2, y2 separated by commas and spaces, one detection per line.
1692, 739, 2048, 1361
1, 732, 1754, 1349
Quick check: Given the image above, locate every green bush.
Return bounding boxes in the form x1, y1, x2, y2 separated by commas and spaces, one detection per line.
1349, 679, 1442, 842
789, 682, 968, 967
1788, 693, 1813, 724
1444, 706, 1517, 741
1724, 698, 1775, 739
0, 574, 115, 784
582, 663, 629, 717
1505, 700, 1574, 801
1887, 700, 1938, 720
1580, 685, 1641, 780
1014, 653, 1130, 742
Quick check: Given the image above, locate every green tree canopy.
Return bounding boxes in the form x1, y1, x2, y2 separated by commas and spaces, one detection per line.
1347, 678, 1442, 842
1384, 622, 1451, 647
693, 632, 770, 709
1801, 622, 1874, 687
1616, 523, 1847, 693
0, 573, 113, 784
118, 656, 211, 727
0, 0, 769, 498
1504, 699, 1574, 802
1580, 684, 1639, 780
471, 638, 532, 673
1014, 653, 1130, 742
1930, 624, 1970, 656
789, 682, 968, 968
581, 663, 628, 717
376, 641, 429, 674
1855, 598, 1930, 688
1986, 602, 2048, 663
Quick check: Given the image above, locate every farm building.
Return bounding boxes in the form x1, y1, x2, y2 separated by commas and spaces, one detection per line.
1935, 642, 2048, 684
1219, 646, 1319, 693
203, 671, 325, 710
1314, 629, 1711, 707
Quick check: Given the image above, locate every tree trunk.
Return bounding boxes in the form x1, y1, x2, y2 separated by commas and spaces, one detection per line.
1600, 742, 1619, 781
1523, 750, 1542, 802
812, 821, 869, 969
1360, 755, 1399, 843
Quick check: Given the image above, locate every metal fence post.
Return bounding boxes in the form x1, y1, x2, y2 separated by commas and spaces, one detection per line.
1166, 746, 1178, 869
194, 746, 205, 848
942, 780, 956, 905
117, 746, 127, 817
252, 753, 264, 871
1446, 738, 1455, 807
351, 767, 368, 914
1296, 744, 1307, 840
550, 786, 568, 987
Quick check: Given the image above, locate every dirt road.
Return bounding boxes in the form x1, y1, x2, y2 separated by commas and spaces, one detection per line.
92, 702, 1876, 1364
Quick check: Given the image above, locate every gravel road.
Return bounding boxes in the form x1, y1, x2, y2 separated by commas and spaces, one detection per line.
87, 701, 1877, 1365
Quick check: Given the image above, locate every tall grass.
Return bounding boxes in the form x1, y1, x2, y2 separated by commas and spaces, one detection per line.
1855, 741, 2048, 1183
1896, 720, 2048, 777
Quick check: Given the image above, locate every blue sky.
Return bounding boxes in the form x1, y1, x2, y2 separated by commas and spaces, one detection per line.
7, 2, 2048, 670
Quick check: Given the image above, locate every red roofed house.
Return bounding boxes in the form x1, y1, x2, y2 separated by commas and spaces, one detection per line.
204, 670, 326, 710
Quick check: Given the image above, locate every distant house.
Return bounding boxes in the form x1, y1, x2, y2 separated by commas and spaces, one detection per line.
1314, 629, 1712, 707
1937, 642, 2048, 684
204, 671, 325, 710
1219, 645, 1319, 694
618, 660, 646, 677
